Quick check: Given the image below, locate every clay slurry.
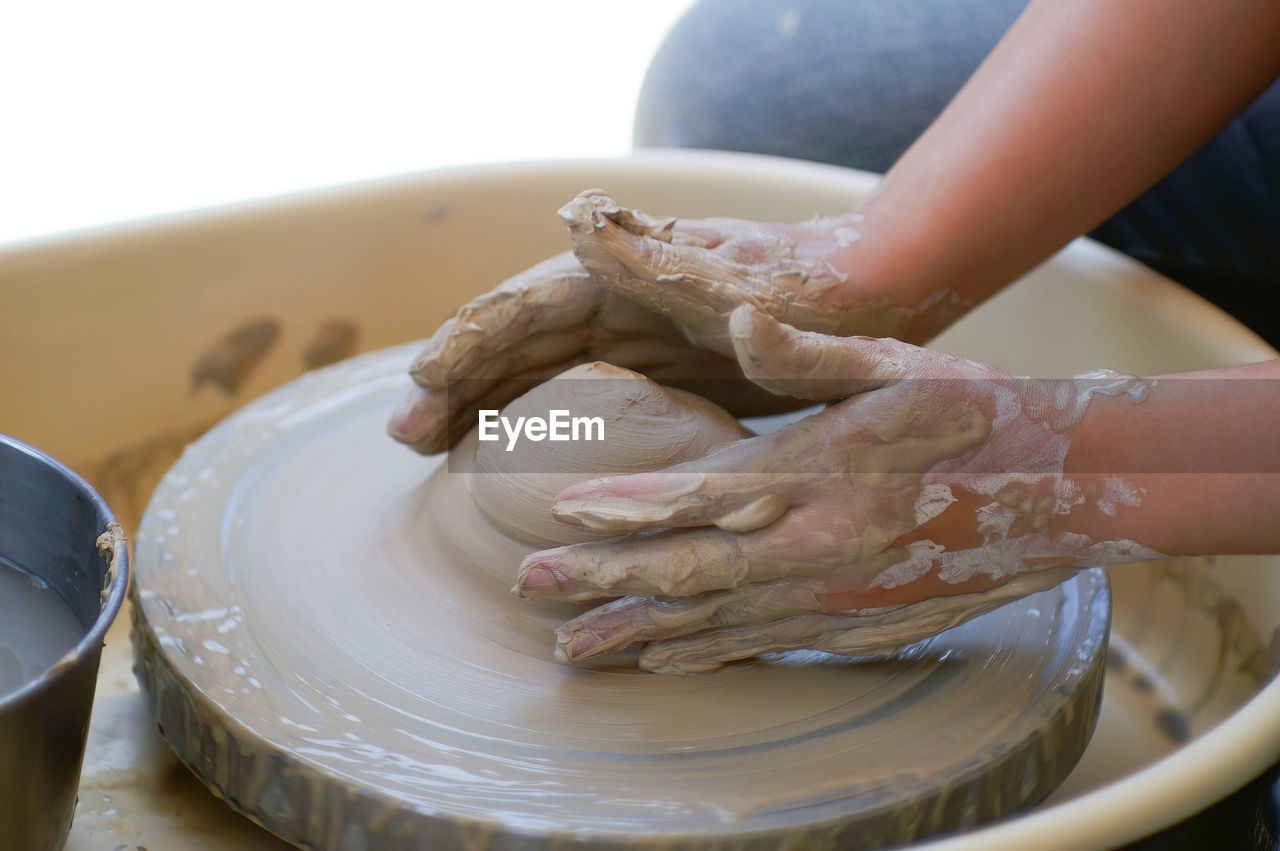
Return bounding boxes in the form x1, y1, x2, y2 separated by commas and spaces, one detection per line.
0, 557, 84, 696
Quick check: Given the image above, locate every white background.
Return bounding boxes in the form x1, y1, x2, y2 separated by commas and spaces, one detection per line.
0, 1, 692, 246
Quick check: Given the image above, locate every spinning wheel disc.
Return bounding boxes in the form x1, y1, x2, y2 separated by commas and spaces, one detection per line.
132, 344, 1109, 850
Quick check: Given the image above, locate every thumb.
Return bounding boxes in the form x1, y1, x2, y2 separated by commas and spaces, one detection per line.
729, 304, 919, 400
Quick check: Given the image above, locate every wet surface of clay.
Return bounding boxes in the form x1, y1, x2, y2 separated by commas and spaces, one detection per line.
132, 344, 1110, 849
468, 361, 748, 549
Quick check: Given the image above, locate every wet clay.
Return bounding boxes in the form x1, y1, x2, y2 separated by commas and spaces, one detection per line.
190, 317, 280, 395
468, 361, 748, 549
132, 344, 1110, 850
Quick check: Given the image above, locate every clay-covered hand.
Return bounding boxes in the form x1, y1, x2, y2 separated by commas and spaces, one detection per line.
514, 306, 1159, 674
392, 191, 971, 455
558, 190, 970, 359
387, 252, 790, 454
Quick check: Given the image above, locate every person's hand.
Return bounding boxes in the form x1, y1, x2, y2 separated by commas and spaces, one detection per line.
387, 251, 788, 454
558, 190, 970, 358
513, 305, 1158, 674
389, 191, 972, 454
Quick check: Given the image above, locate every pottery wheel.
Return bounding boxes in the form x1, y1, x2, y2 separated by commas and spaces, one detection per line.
131, 343, 1110, 850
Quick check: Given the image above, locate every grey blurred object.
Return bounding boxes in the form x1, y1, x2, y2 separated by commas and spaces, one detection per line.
0, 434, 129, 851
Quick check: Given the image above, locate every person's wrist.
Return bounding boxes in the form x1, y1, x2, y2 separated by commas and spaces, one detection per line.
827, 214, 931, 308
824, 203, 984, 344
1054, 385, 1191, 556
1061, 383, 1141, 478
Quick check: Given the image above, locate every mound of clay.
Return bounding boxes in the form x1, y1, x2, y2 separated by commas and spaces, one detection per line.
466, 361, 748, 548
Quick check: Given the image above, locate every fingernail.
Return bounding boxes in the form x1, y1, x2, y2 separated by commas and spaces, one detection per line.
387, 396, 426, 440
557, 630, 599, 662
566, 619, 636, 660
554, 477, 611, 503
516, 563, 577, 598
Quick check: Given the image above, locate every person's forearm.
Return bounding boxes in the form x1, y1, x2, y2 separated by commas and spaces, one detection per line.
837, 0, 1280, 307
1063, 360, 1280, 556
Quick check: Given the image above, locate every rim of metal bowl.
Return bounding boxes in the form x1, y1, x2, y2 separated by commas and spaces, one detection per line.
0, 434, 130, 711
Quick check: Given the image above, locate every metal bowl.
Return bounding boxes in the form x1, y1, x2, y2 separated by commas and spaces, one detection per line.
0, 435, 129, 850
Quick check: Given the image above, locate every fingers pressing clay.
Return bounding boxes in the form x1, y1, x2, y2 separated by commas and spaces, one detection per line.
516, 505, 845, 600
396, 192, 978, 454
514, 528, 753, 600
559, 191, 765, 356
516, 497, 918, 602
546, 385, 982, 536
390, 253, 601, 452
546, 404, 854, 535
559, 190, 918, 356
387, 385, 447, 450
388, 355, 596, 454
526, 337, 1162, 670
392, 251, 796, 454
410, 252, 599, 389
729, 304, 922, 400
555, 574, 828, 662
397, 232, 1164, 670
552, 463, 793, 534
636, 568, 1077, 675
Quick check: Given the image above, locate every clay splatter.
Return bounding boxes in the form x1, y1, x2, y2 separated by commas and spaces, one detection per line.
302, 319, 359, 370
190, 318, 280, 395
